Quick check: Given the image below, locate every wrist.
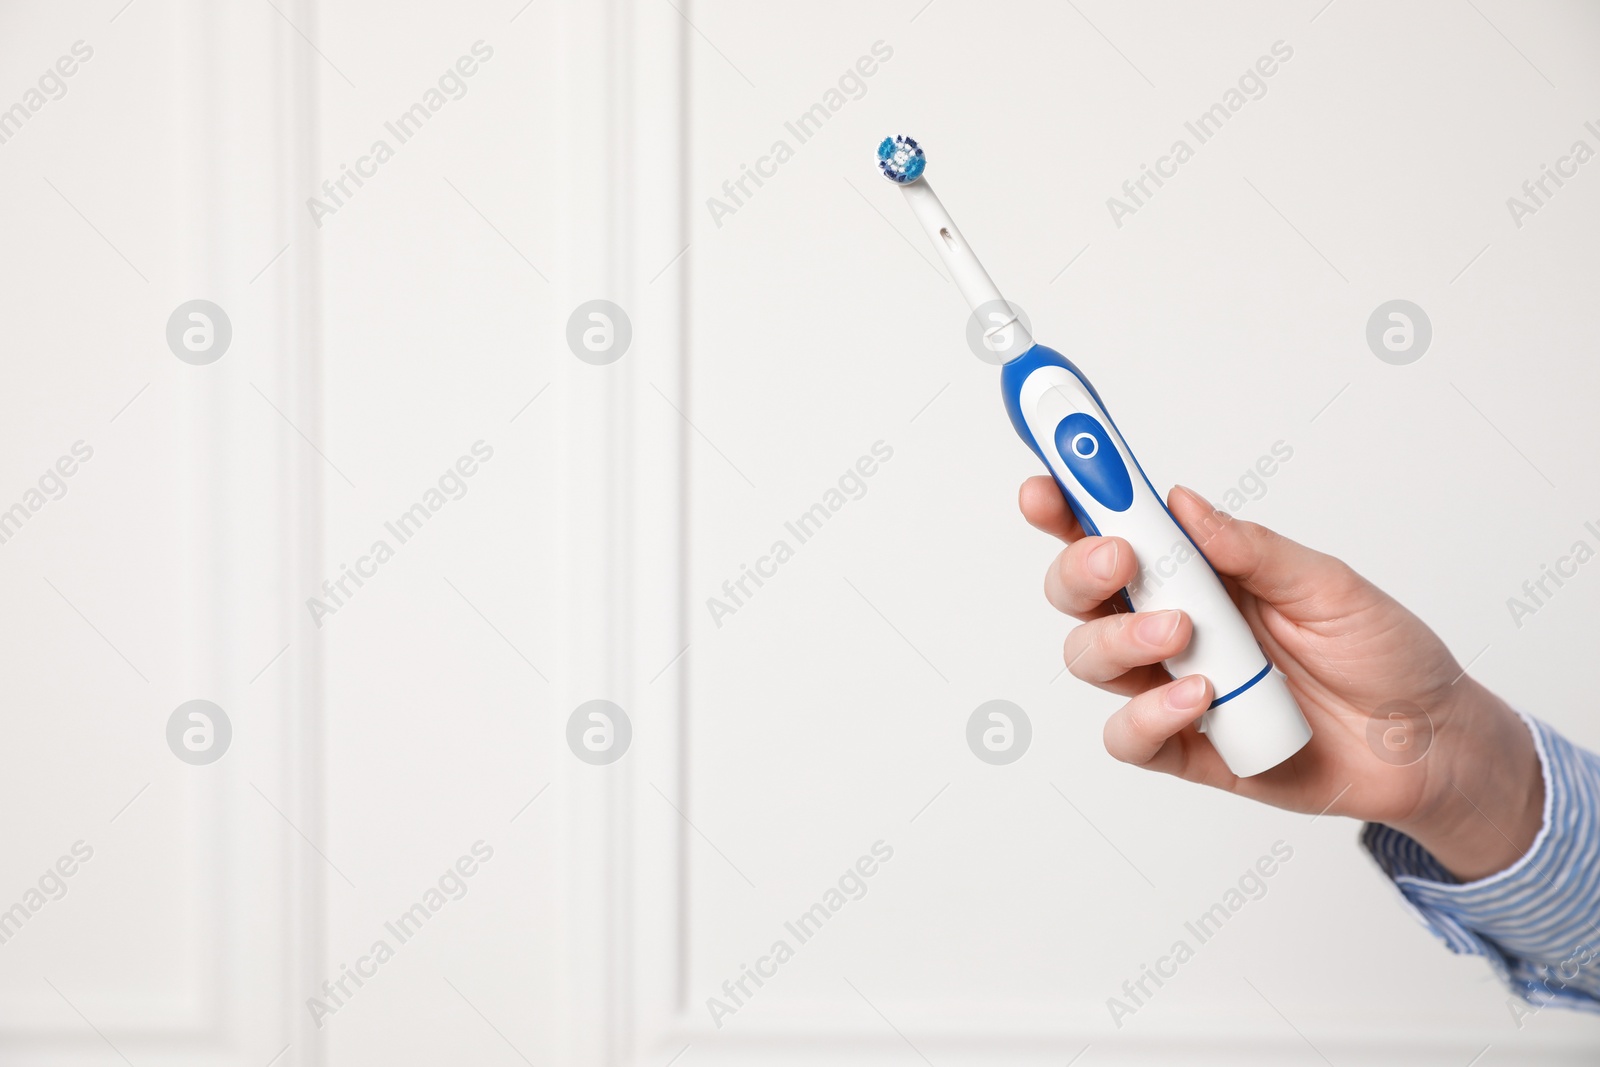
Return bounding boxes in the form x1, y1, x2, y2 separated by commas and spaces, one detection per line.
1390, 683, 1545, 882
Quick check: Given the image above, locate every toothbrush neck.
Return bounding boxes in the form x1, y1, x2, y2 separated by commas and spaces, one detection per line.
899, 180, 1034, 351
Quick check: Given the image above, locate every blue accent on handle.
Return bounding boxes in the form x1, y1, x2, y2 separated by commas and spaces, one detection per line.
1053, 412, 1133, 512
1001, 343, 1210, 568
1000, 344, 1108, 445
1210, 660, 1273, 709
1000, 345, 1108, 537
1000, 344, 1279, 703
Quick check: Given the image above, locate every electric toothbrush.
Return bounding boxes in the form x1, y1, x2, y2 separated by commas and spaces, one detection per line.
877, 135, 1311, 777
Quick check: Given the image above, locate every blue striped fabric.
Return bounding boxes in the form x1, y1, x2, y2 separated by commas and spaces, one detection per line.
1362, 714, 1600, 1016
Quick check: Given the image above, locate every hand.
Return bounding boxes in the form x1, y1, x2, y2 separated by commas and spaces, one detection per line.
1021, 477, 1543, 882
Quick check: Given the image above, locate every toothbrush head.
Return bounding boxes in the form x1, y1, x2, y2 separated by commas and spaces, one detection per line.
877, 135, 926, 184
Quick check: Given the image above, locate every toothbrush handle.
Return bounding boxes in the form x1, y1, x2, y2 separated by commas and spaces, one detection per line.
1001, 345, 1311, 777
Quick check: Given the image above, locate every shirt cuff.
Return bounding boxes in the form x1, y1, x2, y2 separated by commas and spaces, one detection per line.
1362, 712, 1600, 1014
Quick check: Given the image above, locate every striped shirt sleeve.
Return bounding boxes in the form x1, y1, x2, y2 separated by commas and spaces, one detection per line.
1362, 713, 1600, 1019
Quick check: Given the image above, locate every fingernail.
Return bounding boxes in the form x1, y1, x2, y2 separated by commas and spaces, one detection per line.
1136, 610, 1181, 646
1087, 540, 1119, 581
1166, 675, 1208, 711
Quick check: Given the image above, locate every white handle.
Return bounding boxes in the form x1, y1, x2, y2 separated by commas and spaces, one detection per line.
1015, 362, 1311, 776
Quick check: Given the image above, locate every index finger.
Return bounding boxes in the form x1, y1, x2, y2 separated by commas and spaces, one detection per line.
1019, 475, 1084, 544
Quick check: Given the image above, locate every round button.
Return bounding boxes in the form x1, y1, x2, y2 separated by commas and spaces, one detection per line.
1053, 412, 1133, 513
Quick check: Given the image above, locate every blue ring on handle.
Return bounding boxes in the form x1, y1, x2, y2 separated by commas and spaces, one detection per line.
1209, 660, 1272, 708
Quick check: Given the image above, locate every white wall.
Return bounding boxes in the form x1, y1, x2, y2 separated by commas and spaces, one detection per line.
1, 0, 1597, 1064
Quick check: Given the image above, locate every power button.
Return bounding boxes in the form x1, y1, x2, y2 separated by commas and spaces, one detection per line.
1054, 412, 1133, 512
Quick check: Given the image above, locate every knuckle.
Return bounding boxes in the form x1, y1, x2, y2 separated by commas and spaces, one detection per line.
1062, 545, 1095, 593
1102, 712, 1138, 763
1327, 557, 1369, 599
1186, 507, 1235, 549
1064, 628, 1094, 679
1067, 619, 1128, 682
1243, 520, 1279, 558
1123, 699, 1157, 739
1091, 620, 1122, 663
1100, 717, 1122, 756
1044, 564, 1076, 613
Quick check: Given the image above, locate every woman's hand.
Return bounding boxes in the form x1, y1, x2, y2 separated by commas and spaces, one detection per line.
1022, 477, 1543, 881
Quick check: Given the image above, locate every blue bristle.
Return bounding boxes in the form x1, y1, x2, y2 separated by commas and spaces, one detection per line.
877, 135, 925, 184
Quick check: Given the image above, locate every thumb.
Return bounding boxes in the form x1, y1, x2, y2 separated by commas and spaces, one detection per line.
1168, 485, 1360, 612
